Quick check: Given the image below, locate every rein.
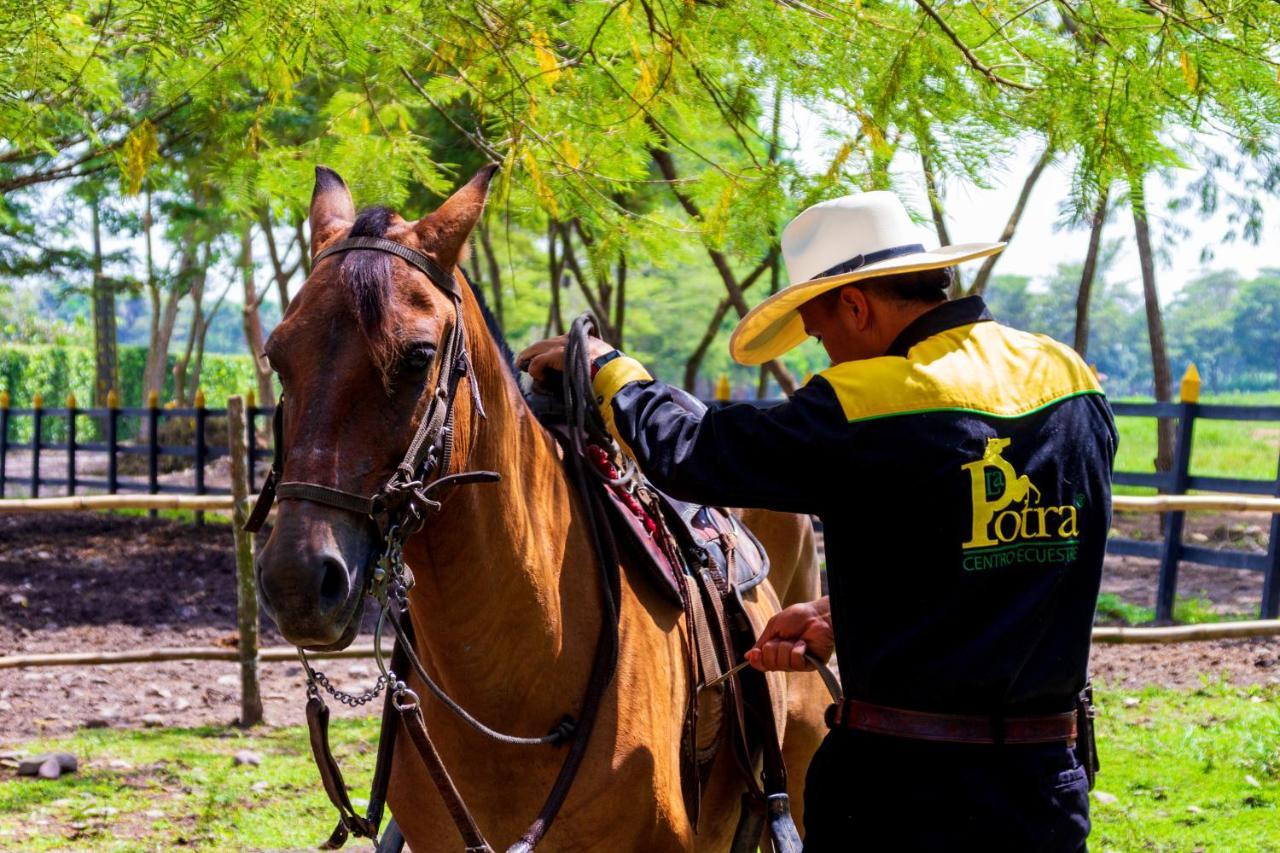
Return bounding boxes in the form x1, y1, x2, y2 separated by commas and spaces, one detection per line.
245, 239, 622, 852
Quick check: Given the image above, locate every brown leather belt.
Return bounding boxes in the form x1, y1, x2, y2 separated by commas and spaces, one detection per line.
826, 700, 1077, 745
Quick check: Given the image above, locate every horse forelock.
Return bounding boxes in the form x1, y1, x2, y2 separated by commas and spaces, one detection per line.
339, 206, 402, 386
328, 207, 517, 388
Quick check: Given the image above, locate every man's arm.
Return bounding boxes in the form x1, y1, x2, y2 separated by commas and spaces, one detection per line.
592, 354, 849, 515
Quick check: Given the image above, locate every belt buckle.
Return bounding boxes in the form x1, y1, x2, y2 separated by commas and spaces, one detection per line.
824, 701, 845, 729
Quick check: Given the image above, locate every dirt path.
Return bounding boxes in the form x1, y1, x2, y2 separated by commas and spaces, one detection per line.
1, 513, 1277, 741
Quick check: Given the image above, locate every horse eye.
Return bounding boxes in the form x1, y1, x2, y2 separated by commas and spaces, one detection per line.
402, 344, 436, 374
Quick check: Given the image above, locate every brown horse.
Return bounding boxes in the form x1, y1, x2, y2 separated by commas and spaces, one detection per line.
255, 164, 829, 850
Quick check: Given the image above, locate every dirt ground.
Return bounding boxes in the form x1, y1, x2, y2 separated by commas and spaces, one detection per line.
1, 512, 1277, 741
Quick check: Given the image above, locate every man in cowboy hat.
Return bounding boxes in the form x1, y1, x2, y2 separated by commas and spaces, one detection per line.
518, 191, 1115, 851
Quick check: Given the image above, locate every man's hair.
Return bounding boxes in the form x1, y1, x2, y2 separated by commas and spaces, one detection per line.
853, 266, 953, 303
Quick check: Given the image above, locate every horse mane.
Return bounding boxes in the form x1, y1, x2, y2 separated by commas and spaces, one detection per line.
337, 206, 516, 384
461, 264, 517, 378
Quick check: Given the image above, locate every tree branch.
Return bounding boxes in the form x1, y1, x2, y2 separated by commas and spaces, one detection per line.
913, 0, 1037, 91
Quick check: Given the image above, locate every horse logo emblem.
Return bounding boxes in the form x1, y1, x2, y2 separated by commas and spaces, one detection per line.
960, 438, 1081, 569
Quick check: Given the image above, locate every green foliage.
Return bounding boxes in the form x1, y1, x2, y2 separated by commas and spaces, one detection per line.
1094, 593, 1238, 627
1092, 682, 1280, 851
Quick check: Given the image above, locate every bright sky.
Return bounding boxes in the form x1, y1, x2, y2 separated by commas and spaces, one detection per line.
780, 100, 1280, 299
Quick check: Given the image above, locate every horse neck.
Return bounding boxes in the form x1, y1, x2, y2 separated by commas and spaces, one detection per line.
401, 291, 599, 716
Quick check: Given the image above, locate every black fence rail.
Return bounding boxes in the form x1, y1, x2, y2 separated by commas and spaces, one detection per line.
1108, 398, 1280, 620
0, 394, 228, 520
4, 391, 1278, 619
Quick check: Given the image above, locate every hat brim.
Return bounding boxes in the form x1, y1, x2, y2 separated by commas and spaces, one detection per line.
728, 242, 1006, 366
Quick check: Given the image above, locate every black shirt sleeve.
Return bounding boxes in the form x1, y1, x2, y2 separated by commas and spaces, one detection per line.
608, 376, 848, 514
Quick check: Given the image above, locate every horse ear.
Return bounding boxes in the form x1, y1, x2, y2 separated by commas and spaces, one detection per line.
415, 163, 500, 268
309, 166, 355, 258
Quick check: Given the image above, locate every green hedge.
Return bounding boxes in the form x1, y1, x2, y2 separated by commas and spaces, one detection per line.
0, 344, 259, 442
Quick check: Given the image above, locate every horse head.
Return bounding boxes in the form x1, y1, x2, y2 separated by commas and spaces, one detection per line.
255, 164, 498, 649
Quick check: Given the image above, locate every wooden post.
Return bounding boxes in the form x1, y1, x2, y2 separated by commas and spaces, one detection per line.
66, 393, 77, 496
245, 388, 257, 492
1262, 422, 1280, 618
1155, 364, 1199, 623
227, 396, 264, 727
147, 390, 159, 519
30, 393, 42, 498
715, 374, 731, 403
0, 390, 9, 499
106, 389, 119, 494
194, 389, 207, 526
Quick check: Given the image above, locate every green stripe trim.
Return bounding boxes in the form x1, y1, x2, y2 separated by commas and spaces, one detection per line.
844, 388, 1105, 425
963, 539, 1080, 557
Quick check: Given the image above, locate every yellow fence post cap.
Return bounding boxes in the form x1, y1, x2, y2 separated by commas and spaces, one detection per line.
715, 374, 731, 402
1179, 362, 1201, 403
66, 392, 77, 408
246, 389, 256, 408
0, 390, 9, 409
194, 389, 206, 408
147, 390, 159, 408
106, 389, 119, 409
32, 393, 43, 409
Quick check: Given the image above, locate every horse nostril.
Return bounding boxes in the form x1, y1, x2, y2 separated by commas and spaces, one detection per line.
318, 554, 350, 610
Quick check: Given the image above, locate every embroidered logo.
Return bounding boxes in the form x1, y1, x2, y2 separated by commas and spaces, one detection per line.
961, 437, 1081, 571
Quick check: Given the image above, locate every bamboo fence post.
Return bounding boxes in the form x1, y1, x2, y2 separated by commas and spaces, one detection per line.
227, 395, 264, 727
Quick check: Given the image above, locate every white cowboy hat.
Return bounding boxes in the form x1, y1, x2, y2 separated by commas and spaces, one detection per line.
728, 191, 1006, 365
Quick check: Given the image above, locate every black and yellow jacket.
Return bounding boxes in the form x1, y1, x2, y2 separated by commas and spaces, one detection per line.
593, 296, 1117, 716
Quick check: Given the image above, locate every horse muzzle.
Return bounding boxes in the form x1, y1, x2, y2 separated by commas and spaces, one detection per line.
255, 504, 374, 649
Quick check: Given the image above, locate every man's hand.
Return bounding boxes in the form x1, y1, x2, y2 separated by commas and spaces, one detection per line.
516, 335, 615, 383
746, 597, 835, 673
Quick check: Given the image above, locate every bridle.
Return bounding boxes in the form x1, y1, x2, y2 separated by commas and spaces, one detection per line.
244, 237, 622, 853
244, 235, 497, 541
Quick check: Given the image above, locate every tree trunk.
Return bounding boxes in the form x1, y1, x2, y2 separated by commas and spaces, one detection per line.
758, 253, 783, 399
614, 252, 627, 350
89, 194, 118, 407
191, 276, 231, 404
478, 220, 504, 331
967, 146, 1054, 296
173, 246, 209, 406
1130, 172, 1174, 473
559, 222, 616, 343
1072, 188, 1109, 357
240, 225, 276, 407
682, 250, 777, 391
259, 207, 298, 314
544, 220, 564, 337
144, 230, 198, 403
650, 145, 795, 394
295, 220, 311, 278
919, 144, 963, 296
141, 187, 166, 402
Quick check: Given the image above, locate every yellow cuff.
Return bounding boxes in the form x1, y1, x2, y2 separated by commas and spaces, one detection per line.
592, 356, 652, 451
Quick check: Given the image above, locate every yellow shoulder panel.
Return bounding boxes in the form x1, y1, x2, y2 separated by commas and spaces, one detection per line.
820, 322, 1103, 423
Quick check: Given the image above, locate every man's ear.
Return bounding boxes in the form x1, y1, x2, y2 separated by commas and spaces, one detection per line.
840, 285, 873, 331
309, 166, 355, 258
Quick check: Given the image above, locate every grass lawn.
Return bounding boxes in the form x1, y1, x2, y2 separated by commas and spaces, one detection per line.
2, 683, 1277, 851
1112, 391, 1280, 494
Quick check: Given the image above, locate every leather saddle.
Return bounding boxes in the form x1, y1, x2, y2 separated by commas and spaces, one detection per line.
529, 380, 800, 850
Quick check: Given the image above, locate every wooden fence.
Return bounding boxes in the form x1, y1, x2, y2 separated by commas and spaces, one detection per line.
0, 395, 1279, 727
1107, 368, 1280, 621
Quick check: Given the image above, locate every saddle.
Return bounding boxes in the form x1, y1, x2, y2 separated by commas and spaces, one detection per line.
532, 381, 800, 851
